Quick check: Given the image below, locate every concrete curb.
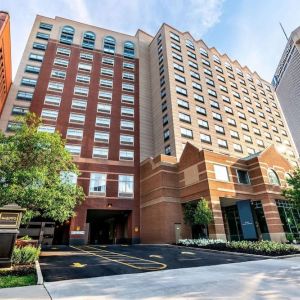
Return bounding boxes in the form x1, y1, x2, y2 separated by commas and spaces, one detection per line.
35, 260, 44, 285
175, 244, 300, 259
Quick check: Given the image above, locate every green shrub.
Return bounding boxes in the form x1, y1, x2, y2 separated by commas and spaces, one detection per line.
19, 235, 32, 241
12, 246, 40, 265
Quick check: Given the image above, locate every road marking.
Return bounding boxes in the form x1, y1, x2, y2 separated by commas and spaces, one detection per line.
149, 255, 163, 259
70, 245, 167, 271
71, 262, 87, 268
181, 251, 195, 255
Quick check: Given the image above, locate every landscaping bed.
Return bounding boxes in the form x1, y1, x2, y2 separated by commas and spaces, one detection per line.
0, 245, 40, 289
177, 239, 300, 256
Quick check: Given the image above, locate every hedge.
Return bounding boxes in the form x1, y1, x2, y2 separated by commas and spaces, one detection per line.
11, 246, 41, 265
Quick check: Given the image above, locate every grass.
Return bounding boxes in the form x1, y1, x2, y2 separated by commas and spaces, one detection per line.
0, 273, 37, 289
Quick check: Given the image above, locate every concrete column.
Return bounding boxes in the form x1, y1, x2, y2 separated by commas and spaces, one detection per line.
262, 197, 286, 242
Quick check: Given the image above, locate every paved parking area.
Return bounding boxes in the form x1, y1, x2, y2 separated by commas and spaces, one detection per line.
40, 244, 266, 282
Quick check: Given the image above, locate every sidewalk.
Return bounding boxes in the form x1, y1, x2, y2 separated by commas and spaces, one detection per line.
1, 257, 299, 300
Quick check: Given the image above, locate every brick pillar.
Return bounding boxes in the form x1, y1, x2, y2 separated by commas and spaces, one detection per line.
208, 197, 227, 240
69, 207, 88, 245
262, 198, 286, 242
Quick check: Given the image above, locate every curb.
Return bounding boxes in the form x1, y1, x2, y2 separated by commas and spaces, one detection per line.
35, 260, 44, 285
175, 244, 300, 259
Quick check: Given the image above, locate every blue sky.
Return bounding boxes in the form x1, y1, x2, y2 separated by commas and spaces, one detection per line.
2, 0, 300, 81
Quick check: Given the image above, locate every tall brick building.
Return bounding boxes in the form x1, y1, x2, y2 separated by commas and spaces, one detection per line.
0, 16, 299, 244
0, 11, 12, 115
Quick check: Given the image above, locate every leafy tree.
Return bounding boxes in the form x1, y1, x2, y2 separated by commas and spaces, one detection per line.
183, 198, 214, 237
0, 113, 85, 223
282, 169, 300, 209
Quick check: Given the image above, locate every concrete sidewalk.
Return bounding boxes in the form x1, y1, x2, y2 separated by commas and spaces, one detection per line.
1, 257, 299, 299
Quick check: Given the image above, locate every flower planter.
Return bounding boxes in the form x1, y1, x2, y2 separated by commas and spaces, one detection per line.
15, 239, 38, 248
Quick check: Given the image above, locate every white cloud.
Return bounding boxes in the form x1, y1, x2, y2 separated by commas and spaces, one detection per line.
63, 0, 91, 24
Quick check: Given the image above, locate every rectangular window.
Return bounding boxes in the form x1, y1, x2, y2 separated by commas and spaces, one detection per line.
198, 119, 209, 129
101, 68, 114, 76
218, 138, 228, 148
233, 143, 243, 153
66, 128, 83, 140
196, 106, 206, 115
170, 32, 180, 42
74, 86, 89, 96
200, 133, 211, 144
122, 83, 134, 92
89, 173, 106, 195
76, 74, 90, 84
65, 145, 81, 156
33, 42, 47, 51
179, 112, 191, 123
54, 58, 69, 67
98, 91, 112, 101
123, 62, 134, 69
214, 165, 229, 181
51, 69, 66, 79
78, 63, 92, 72
173, 63, 184, 72
69, 113, 85, 124
56, 47, 71, 56
118, 175, 134, 198
36, 32, 49, 40
38, 125, 55, 133
71, 99, 87, 110
97, 103, 111, 114
44, 95, 61, 106
176, 86, 187, 96
120, 120, 134, 131
120, 135, 134, 145
93, 147, 109, 159
39, 22, 53, 30
16, 91, 33, 101
121, 94, 134, 104
180, 127, 193, 139
94, 132, 109, 143
175, 73, 186, 83
11, 106, 29, 116
29, 53, 43, 62
121, 107, 134, 117
177, 98, 189, 109
102, 57, 114, 65
80, 52, 93, 61
96, 117, 110, 128
41, 109, 58, 120
100, 79, 113, 88
21, 77, 37, 87
25, 65, 40, 74
119, 150, 134, 161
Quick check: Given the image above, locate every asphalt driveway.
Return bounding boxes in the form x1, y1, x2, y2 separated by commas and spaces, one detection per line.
39, 244, 266, 282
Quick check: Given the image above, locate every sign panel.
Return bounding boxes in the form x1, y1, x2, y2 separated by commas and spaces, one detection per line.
70, 231, 85, 235
0, 212, 20, 228
236, 200, 257, 240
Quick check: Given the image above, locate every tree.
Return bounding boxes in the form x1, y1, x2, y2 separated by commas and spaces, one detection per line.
183, 198, 214, 238
0, 113, 85, 223
282, 169, 300, 209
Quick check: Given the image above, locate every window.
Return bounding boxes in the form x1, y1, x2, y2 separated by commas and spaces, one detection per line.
215, 66, 223, 73
29, 53, 43, 62
60, 26, 75, 44
200, 48, 208, 57
206, 78, 215, 86
190, 70, 200, 79
17, 91, 33, 101
44, 95, 61, 106
180, 127, 193, 139
215, 124, 225, 134
241, 123, 249, 131
179, 112, 191, 123
51, 69, 66, 79
176, 86, 187, 96
189, 60, 198, 69
257, 139, 264, 147
102, 57, 114, 65
21, 77, 37, 87
173, 62, 184, 72
72, 99, 87, 110
123, 41, 135, 58
82, 31, 95, 49
187, 50, 196, 59
93, 147, 108, 159
233, 143, 243, 152
103, 36, 116, 54
208, 89, 217, 97
25, 65, 40, 74
268, 169, 280, 185
119, 150, 134, 161
218, 138, 228, 148
11, 106, 29, 116
80, 52, 93, 61
236, 170, 250, 184
194, 93, 204, 103
121, 107, 134, 117
66, 128, 83, 140
228, 117, 236, 126
214, 165, 229, 181
165, 145, 171, 155
76, 74, 90, 84
177, 98, 189, 109
172, 52, 182, 61
36, 32, 49, 40
122, 83, 134, 92
175, 73, 186, 83
69, 113, 85, 124
123, 61, 134, 69
78, 63, 92, 72
89, 173, 106, 194
186, 39, 195, 50
123, 72, 134, 80
164, 129, 170, 141
100, 79, 113, 88
244, 135, 252, 143
222, 95, 230, 103
118, 175, 134, 197
33, 42, 47, 51
210, 100, 219, 109
121, 120, 134, 130
230, 130, 239, 139
200, 133, 211, 144
196, 106, 206, 115
38, 125, 55, 133
65, 145, 81, 156
97, 103, 111, 114
74, 86, 88, 96
171, 42, 181, 51
57, 47, 71, 56
170, 32, 180, 42
238, 112, 246, 119
39, 22, 53, 31
120, 135, 134, 145
198, 119, 209, 129
224, 106, 233, 114
98, 91, 112, 101
94, 131, 109, 143
213, 55, 221, 64
54, 58, 69, 67
121, 94, 134, 104
96, 117, 110, 128
163, 114, 168, 126
212, 112, 222, 121
192, 82, 202, 91
41, 109, 58, 120
204, 68, 213, 76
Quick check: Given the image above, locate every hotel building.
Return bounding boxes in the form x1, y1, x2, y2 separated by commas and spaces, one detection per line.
273, 26, 300, 155
0, 16, 299, 244
0, 11, 12, 115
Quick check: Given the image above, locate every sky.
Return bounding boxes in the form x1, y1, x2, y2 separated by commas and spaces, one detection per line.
2, 0, 300, 81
